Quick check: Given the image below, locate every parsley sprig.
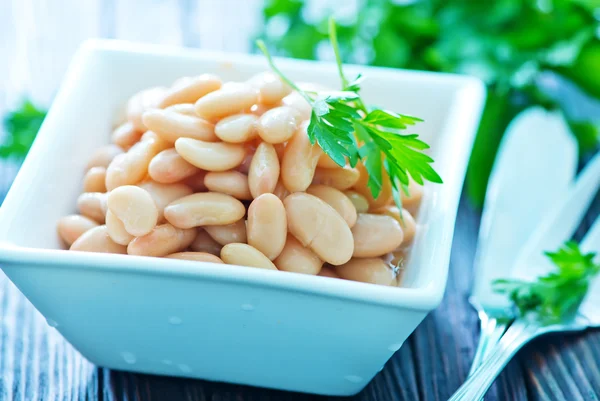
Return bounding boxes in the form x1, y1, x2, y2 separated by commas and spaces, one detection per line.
493, 241, 600, 324
256, 17, 442, 208
1, 100, 47, 160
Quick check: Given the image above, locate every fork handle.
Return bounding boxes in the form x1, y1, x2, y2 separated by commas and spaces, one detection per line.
468, 316, 508, 377
448, 320, 538, 401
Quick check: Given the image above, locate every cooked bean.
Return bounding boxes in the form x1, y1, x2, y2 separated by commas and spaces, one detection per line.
159, 74, 222, 108
141, 130, 172, 146
105, 131, 170, 190
204, 171, 252, 200
215, 114, 258, 143
148, 148, 198, 184
64, 73, 420, 287
284, 193, 353, 265
401, 209, 417, 244
220, 243, 277, 270
247, 194, 287, 260
281, 91, 311, 121
312, 166, 359, 190
274, 234, 322, 275
183, 170, 208, 192
307, 185, 357, 228
142, 109, 217, 143
379, 206, 416, 244
105, 210, 134, 245
57, 215, 99, 246
317, 153, 343, 169
107, 186, 158, 236
77, 192, 107, 223
401, 178, 423, 215
237, 150, 254, 174
83, 167, 107, 193
351, 213, 403, 258
255, 106, 297, 144
166, 252, 224, 263
165, 103, 197, 116
353, 162, 393, 210
195, 83, 259, 121
138, 181, 193, 222
204, 220, 247, 246
248, 142, 280, 198
281, 122, 322, 192
175, 137, 246, 172
344, 190, 369, 213
127, 86, 166, 130
273, 181, 289, 201
112, 122, 143, 150
70, 225, 127, 254
334, 258, 396, 286
274, 143, 286, 160
190, 228, 222, 255
247, 72, 292, 105
318, 266, 340, 278
250, 103, 269, 116
127, 224, 196, 257
164, 192, 245, 228
86, 145, 123, 170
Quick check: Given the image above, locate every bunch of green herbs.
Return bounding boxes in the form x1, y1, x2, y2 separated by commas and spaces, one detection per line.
493, 241, 600, 324
259, 0, 600, 207
257, 17, 441, 207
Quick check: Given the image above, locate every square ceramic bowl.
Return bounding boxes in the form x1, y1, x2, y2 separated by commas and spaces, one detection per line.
0, 40, 485, 396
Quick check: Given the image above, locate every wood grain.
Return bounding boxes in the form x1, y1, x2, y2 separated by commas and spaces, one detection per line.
0, 1, 599, 400
0, 271, 98, 401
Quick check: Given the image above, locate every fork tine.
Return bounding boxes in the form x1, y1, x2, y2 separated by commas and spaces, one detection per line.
512, 152, 600, 279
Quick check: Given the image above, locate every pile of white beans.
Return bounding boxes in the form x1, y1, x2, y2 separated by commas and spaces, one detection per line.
56, 72, 422, 286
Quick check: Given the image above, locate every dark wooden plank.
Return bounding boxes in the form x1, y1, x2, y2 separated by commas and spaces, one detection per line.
0, 272, 100, 401
410, 198, 529, 401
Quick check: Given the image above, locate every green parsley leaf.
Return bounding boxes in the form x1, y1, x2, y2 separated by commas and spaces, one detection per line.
363, 109, 423, 130
256, 17, 442, 209
1, 100, 47, 160
345, 74, 364, 93
492, 241, 600, 324
259, 0, 600, 209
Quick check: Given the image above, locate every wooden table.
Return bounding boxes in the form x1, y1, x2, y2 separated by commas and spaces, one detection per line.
1, 1, 599, 400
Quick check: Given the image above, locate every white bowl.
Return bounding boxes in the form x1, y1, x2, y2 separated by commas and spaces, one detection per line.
0, 40, 485, 396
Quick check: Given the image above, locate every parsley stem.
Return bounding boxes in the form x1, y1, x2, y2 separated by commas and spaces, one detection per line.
355, 99, 368, 115
328, 17, 348, 89
255, 40, 314, 106
328, 17, 368, 115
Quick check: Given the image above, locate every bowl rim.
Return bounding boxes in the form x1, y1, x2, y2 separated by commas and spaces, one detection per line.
0, 39, 486, 312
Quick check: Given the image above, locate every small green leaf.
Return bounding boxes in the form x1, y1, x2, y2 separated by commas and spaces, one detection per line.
493, 241, 600, 324
345, 74, 364, 92
362, 145, 383, 199
321, 91, 360, 101
364, 109, 423, 129
1, 100, 47, 160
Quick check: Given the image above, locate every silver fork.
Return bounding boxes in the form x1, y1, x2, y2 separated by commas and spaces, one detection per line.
468, 108, 577, 376
449, 152, 600, 401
